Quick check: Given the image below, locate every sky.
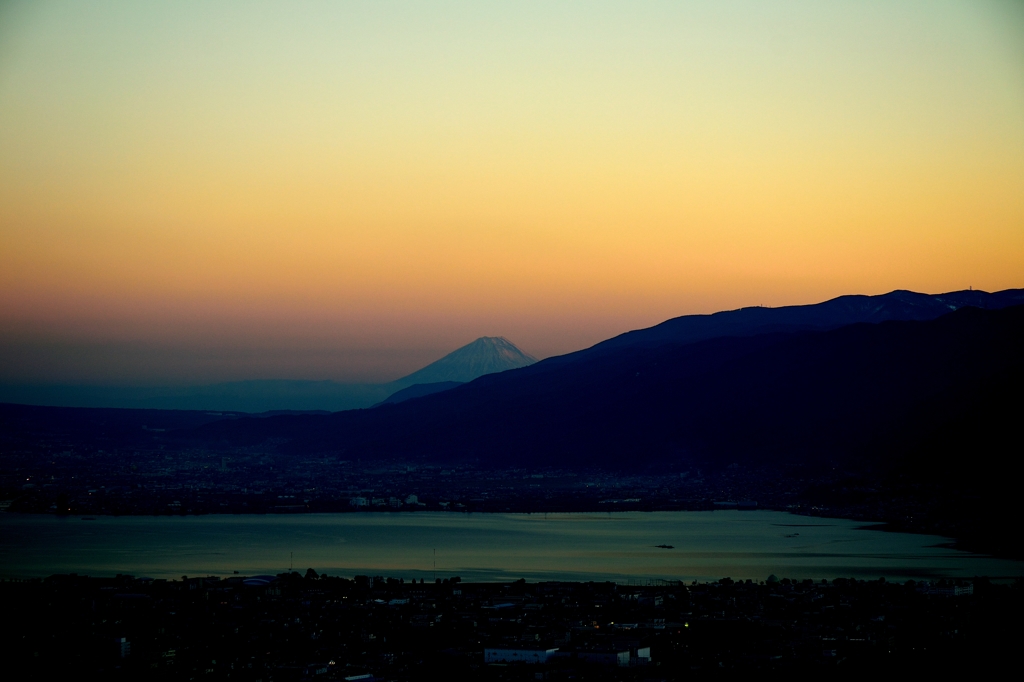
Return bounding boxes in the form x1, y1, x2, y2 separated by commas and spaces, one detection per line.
1, 0, 1022, 386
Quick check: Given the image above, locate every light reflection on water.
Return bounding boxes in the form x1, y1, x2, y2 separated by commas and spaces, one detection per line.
1, 511, 1020, 582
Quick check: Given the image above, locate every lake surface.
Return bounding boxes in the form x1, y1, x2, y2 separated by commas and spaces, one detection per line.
2, 511, 1021, 582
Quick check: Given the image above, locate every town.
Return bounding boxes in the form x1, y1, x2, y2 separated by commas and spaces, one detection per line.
2, 437, 963, 544
3, 571, 1016, 679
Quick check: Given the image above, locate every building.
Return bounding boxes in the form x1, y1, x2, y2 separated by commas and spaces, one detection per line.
578, 650, 630, 667
484, 647, 559, 664
920, 582, 974, 597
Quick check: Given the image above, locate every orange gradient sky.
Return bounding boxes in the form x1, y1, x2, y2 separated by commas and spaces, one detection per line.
1, 1, 1023, 384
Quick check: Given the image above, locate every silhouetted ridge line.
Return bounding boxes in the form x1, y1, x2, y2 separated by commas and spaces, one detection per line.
376, 381, 464, 406
544, 287, 1024, 365
190, 303, 1024, 477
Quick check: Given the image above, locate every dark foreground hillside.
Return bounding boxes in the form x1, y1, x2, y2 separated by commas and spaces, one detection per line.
180, 304, 1023, 556
2, 304, 1021, 557
194, 305, 1023, 475
3, 573, 1020, 680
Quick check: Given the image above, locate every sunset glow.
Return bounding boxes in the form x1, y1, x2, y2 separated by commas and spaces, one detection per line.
2, 1, 1022, 384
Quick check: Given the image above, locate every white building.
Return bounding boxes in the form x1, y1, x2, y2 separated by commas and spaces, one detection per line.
484, 647, 559, 664
579, 650, 630, 667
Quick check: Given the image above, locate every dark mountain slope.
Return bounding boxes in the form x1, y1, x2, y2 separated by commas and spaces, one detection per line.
191, 305, 1024, 477
547, 287, 1024, 365
377, 381, 463, 406
890, 362, 1024, 555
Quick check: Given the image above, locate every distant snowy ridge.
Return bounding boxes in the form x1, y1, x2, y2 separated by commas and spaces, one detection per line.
394, 337, 537, 386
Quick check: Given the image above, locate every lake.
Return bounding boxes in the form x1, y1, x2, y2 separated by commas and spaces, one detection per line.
1, 511, 1020, 582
